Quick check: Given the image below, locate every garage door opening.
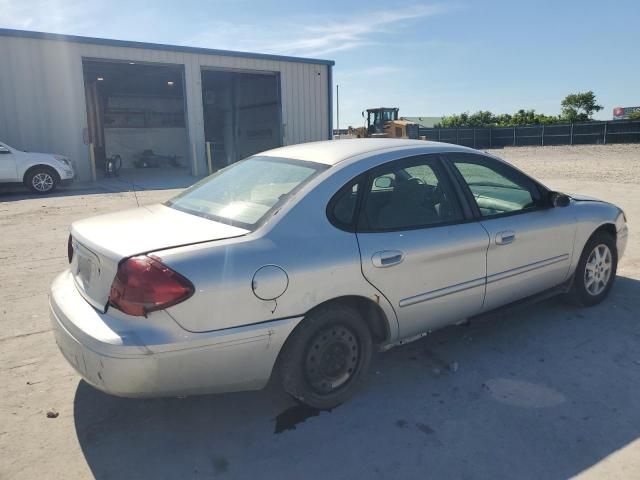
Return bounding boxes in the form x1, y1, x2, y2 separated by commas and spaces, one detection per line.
83, 60, 190, 179
201, 69, 282, 170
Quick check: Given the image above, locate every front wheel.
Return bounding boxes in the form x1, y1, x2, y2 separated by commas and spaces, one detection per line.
570, 231, 617, 307
279, 304, 373, 409
26, 167, 58, 194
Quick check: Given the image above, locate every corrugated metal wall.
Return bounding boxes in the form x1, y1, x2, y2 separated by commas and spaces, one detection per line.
0, 34, 331, 181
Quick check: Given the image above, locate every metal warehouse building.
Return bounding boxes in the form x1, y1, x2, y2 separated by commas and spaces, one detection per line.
0, 29, 334, 182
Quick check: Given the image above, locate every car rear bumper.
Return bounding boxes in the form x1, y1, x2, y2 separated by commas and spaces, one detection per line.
50, 270, 301, 398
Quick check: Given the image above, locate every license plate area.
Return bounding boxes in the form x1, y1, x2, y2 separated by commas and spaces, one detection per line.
72, 241, 101, 294
77, 254, 93, 285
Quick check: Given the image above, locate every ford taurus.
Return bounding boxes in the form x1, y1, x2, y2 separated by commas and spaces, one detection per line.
50, 139, 628, 408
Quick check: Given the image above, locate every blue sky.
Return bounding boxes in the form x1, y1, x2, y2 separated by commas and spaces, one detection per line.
2, 0, 639, 127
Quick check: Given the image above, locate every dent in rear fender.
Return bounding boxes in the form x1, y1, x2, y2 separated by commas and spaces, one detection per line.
148, 315, 305, 394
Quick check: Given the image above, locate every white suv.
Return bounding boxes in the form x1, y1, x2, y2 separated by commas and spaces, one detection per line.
0, 141, 75, 194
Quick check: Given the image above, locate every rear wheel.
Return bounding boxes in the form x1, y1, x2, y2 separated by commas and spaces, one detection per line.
26, 167, 58, 194
570, 231, 617, 306
279, 304, 373, 409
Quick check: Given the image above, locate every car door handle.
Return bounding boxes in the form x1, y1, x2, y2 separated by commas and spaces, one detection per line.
372, 250, 404, 268
495, 230, 516, 245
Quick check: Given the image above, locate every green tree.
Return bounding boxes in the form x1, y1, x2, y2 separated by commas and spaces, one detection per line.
561, 91, 603, 122
435, 109, 560, 128
435, 92, 603, 128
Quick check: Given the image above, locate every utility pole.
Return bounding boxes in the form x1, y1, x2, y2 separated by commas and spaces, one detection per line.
336, 84, 340, 138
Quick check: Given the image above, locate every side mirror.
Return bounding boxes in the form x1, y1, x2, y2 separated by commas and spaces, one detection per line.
549, 191, 570, 208
374, 176, 393, 189
361, 111, 365, 118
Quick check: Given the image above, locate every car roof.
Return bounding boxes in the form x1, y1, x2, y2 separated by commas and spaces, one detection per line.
260, 139, 476, 166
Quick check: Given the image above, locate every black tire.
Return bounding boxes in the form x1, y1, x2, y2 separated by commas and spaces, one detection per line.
279, 304, 373, 409
569, 230, 617, 307
25, 167, 58, 194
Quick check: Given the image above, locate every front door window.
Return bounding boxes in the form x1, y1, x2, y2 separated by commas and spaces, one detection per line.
449, 154, 540, 217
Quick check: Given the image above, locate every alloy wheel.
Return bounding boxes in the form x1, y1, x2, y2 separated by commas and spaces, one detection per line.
32, 172, 54, 192
584, 244, 612, 296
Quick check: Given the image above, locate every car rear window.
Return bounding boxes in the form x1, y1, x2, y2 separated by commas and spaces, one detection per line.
166, 156, 327, 229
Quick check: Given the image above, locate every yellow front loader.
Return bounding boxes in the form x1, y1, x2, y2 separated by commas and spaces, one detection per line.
349, 107, 419, 139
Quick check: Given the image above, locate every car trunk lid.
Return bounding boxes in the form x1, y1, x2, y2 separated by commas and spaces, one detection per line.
70, 203, 248, 310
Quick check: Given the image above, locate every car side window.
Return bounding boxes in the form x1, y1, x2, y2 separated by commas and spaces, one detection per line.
328, 180, 360, 230
449, 153, 540, 217
359, 155, 463, 231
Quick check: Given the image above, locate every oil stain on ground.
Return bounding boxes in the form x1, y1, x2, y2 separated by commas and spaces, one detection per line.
416, 422, 435, 435
274, 404, 333, 434
212, 456, 229, 476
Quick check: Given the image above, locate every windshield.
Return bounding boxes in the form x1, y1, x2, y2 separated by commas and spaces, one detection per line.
166, 156, 327, 229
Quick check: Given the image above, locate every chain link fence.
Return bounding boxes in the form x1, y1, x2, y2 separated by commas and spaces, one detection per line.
419, 120, 640, 149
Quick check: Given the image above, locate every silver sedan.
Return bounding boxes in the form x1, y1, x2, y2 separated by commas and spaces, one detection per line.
50, 139, 628, 408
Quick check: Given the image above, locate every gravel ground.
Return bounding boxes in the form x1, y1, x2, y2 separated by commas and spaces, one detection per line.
1, 144, 639, 480
494, 144, 640, 185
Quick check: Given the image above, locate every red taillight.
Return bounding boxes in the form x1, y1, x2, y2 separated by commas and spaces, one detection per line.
67, 235, 73, 263
109, 255, 194, 316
